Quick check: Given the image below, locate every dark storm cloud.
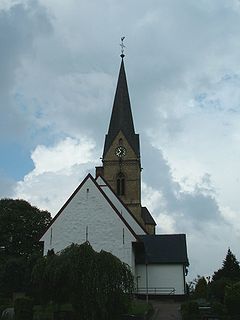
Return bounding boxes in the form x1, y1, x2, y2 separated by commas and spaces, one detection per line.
0, 1, 52, 142
141, 137, 223, 232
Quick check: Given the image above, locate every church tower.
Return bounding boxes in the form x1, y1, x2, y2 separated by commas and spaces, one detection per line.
96, 53, 156, 234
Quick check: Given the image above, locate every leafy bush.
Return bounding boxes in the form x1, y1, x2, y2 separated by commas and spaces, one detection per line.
14, 297, 33, 320
211, 301, 227, 318
181, 301, 200, 320
0, 297, 12, 316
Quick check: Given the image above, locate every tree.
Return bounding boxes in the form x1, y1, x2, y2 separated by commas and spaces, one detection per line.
32, 242, 134, 320
212, 249, 240, 282
224, 282, 240, 317
193, 276, 208, 299
210, 249, 240, 303
0, 257, 27, 295
0, 199, 51, 297
0, 199, 51, 258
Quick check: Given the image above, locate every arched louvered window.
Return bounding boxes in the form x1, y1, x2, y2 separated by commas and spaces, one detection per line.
117, 172, 125, 196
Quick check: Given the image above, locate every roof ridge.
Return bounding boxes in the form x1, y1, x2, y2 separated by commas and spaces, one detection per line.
96, 174, 149, 235
40, 173, 140, 242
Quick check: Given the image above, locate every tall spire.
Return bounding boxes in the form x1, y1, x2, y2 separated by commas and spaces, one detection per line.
103, 57, 140, 158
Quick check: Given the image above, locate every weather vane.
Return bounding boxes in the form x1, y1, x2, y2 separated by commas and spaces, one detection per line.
120, 36, 125, 58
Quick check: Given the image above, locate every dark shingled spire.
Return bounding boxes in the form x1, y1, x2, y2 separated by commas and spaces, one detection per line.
103, 58, 140, 158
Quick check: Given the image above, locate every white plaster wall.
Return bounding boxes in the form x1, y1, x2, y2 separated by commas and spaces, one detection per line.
40, 177, 136, 268
96, 177, 146, 235
135, 264, 185, 295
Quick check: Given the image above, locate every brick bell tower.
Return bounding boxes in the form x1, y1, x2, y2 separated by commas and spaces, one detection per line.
96, 52, 156, 234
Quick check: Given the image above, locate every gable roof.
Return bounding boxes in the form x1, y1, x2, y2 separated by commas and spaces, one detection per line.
39, 173, 140, 242
135, 234, 189, 265
103, 58, 140, 158
141, 207, 156, 226
96, 175, 148, 235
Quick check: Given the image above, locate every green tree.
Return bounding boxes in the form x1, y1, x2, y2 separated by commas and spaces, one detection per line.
0, 257, 27, 295
0, 199, 51, 258
0, 199, 51, 297
224, 281, 240, 317
193, 276, 208, 299
210, 249, 240, 303
32, 242, 134, 320
212, 249, 240, 282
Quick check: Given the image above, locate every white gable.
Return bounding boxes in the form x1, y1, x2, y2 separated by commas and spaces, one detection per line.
40, 175, 137, 267
96, 176, 146, 236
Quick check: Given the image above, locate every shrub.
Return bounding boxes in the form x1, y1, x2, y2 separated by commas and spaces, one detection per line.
211, 301, 227, 317
181, 301, 200, 320
0, 297, 12, 316
14, 297, 33, 320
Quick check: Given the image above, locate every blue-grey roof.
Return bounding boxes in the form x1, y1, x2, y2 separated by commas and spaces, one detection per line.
135, 234, 189, 265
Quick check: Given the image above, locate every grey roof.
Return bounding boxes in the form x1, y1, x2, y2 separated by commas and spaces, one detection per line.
135, 234, 189, 265
103, 58, 140, 158
141, 207, 156, 225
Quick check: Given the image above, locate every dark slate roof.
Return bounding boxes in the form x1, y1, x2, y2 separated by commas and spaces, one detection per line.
141, 207, 156, 226
135, 234, 189, 265
103, 58, 140, 158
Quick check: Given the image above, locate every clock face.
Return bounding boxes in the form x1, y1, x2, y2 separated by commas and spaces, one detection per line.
115, 146, 126, 157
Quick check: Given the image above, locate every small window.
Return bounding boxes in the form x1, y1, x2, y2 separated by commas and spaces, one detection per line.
117, 172, 125, 196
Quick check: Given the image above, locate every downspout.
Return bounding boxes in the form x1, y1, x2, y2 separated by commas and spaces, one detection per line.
145, 258, 149, 303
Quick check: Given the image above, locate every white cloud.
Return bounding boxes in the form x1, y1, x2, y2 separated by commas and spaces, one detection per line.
30, 137, 95, 175
14, 137, 98, 213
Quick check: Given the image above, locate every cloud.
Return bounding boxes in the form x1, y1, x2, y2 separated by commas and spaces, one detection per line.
141, 140, 223, 230
0, 0, 52, 143
140, 140, 240, 278
1, 0, 240, 279
14, 137, 98, 213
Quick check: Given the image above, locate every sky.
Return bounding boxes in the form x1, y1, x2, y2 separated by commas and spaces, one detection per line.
1, 0, 240, 280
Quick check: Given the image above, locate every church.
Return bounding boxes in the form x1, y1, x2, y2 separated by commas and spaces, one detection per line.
40, 52, 189, 296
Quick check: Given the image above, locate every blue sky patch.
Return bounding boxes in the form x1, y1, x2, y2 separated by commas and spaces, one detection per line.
0, 142, 34, 181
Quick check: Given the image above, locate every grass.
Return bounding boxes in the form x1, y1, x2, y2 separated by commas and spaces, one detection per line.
128, 299, 153, 316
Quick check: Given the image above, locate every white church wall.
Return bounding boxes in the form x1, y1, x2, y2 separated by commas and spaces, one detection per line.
96, 176, 146, 235
40, 176, 136, 268
135, 264, 185, 295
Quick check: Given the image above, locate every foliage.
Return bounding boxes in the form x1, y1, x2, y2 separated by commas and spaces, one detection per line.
0, 297, 12, 318
212, 249, 240, 282
193, 276, 208, 299
209, 249, 240, 305
0, 199, 51, 297
224, 281, 240, 317
0, 257, 27, 296
211, 301, 227, 318
32, 242, 134, 320
181, 301, 200, 320
0, 199, 51, 258
209, 277, 231, 303
128, 300, 153, 317
14, 297, 33, 320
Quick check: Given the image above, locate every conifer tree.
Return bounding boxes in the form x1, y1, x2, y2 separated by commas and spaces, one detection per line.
212, 249, 240, 281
